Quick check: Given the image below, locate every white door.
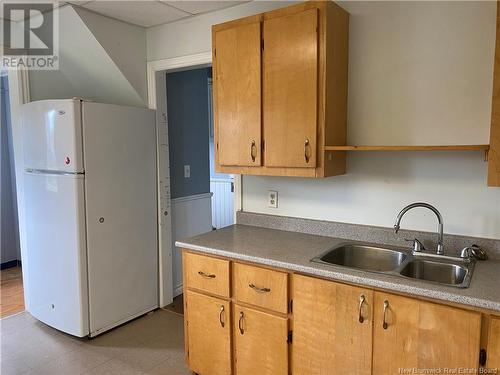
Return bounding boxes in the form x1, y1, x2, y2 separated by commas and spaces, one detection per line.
83, 102, 158, 335
24, 171, 89, 337
210, 177, 234, 229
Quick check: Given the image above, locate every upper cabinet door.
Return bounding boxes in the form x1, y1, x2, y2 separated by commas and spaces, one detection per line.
263, 9, 318, 168
213, 21, 262, 167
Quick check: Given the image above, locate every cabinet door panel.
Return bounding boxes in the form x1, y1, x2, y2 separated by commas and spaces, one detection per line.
186, 291, 231, 375
373, 292, 481, 374
214, 22, 262, 167
487, 316, 500, 369
293, 275, 373, 375
233, 304, 288, 375
263, 8, 318, 168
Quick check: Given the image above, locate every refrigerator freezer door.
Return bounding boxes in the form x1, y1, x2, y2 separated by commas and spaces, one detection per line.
83, 102, 158, 335
24, 171, 89, 337
22, 99, 84, 173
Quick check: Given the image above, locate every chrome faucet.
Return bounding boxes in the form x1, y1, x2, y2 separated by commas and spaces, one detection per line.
394, 203, 445, 255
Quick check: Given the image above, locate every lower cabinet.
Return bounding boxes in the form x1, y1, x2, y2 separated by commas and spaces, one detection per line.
372, 292, 481, 374
233, 304, 288, 375
486, 316, 500, 369
183, 250, 497, 375
293, 274, 373, 375
185, 290, 231, 375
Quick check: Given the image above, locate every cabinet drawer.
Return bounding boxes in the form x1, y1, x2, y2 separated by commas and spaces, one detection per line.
184, 252, 230, 297
233, 263, 288, 314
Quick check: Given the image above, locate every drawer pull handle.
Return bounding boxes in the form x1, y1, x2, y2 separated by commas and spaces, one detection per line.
358, 294, 366, 323
382, 300, 389, 329
198, 271, 216, 279
250, 140, 257, 162
304, 138, 311, 163
249, 283, 271, 293
219, 305, 225, 328
238, 311, 244, 335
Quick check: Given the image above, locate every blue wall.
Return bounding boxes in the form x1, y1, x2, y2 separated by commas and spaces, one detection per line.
166, 68, 211, 199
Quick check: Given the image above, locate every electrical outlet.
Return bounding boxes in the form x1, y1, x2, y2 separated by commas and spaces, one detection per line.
184, 165, 190, 178
268, 190, 278, 208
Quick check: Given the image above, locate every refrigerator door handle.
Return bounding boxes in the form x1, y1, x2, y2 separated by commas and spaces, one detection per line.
25, 168, 84, 176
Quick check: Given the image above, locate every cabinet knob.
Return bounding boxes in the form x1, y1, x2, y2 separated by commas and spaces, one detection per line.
358, 295, 366, 323
219, 305, 225, 328
198, 271, 216, 279
382, 300, 389, 329
249, 283, 271, 293
238, 311, 245, 335
304, 139, 311, 163
250, 140, 257, 162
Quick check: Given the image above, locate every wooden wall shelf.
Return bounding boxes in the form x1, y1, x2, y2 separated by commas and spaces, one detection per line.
324, 145, 490, 151
324, 145, 491, 161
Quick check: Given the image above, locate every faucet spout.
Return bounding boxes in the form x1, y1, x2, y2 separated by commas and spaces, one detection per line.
394, 202, 445, 255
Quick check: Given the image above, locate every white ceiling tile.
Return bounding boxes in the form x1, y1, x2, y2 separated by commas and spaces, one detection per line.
162, 1, 249, 15
1, 1, 66, 21
81, 1, 191, 27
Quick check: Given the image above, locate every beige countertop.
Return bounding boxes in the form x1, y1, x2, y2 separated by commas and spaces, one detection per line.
176, 224, 500, 313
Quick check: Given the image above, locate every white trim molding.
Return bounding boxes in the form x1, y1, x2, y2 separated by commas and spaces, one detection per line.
147, 51, 212, 109
6, 65, 30, 309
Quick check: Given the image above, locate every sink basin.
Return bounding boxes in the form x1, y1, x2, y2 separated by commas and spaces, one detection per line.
311, 242, 476, 288
313, 244, 407, 272
399, 259, 471, 287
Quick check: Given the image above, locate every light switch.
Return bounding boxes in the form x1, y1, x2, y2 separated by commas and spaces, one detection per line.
184, 165, 190, 178
268, 190, 278, 208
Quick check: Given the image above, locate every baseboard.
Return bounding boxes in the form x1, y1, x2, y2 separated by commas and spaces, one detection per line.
0, 260, 21, 270
173, 284, 183, 298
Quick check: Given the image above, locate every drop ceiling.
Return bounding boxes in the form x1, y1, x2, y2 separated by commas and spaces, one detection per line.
1, 1, 249, 27
77, 1, 250, 27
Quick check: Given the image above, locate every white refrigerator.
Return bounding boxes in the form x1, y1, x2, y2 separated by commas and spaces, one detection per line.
22, 99, 158, 337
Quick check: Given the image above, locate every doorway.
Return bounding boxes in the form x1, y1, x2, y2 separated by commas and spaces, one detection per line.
207, 77, 235, 230
0, 71, 24, 318
164, 66, 234, 304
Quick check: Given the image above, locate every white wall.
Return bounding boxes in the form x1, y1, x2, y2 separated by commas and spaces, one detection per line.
29, 5, 147, 107
147, 1, 296, 61
74, 6, 147, 102
147, 1, 500, 240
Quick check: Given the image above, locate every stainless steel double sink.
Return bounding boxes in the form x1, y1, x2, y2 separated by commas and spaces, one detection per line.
311, 243, 474, 288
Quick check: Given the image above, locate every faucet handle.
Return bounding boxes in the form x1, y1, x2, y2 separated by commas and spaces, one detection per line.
461, 244, 488, 261
405, 238, 425, 252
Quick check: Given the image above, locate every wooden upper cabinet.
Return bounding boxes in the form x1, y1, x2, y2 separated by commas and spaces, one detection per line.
263, 8, 318, 168
213, 20, 262, 167
293, 275, 373, 375
185, 290, 232, 375
212, 1, 349, 177
372, 292, 481, 374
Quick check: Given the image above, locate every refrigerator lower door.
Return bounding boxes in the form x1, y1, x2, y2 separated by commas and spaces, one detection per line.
24, 171, 89, 337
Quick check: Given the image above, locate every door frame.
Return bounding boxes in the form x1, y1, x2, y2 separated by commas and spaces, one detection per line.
2, 46, 31, 309
147, 51, 242, 307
